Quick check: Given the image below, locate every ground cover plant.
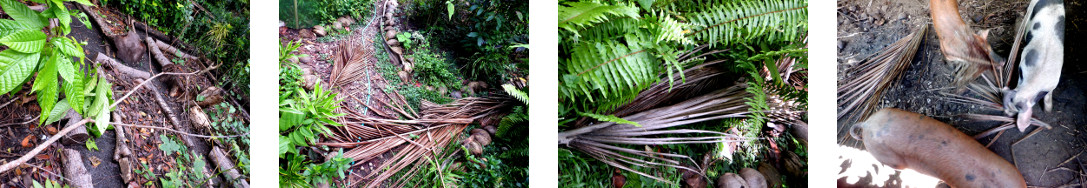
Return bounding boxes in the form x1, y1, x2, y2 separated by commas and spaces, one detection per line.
557, 0, 808, 187
279, 0, 528, 186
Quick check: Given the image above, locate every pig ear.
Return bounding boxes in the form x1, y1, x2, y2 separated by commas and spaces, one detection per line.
1016, 107, 1033, 132
978, 29, 991, 40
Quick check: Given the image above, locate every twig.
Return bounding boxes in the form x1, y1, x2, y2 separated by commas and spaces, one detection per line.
0, 115, 40, 128
0, 119, 93, 173
108, 62, 219, 109
111, 123, 249, 139
0, 97, 16, 109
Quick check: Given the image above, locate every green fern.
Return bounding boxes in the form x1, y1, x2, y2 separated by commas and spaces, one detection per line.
685, 0, 807, 47
501, 84, 529, 105
558, 1, 640, 37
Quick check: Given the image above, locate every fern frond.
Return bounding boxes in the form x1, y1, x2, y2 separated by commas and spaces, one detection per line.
686, 0, 807, 47
560, 38, 659, 112
558, 1, 641, 37
501, 84, 529, 105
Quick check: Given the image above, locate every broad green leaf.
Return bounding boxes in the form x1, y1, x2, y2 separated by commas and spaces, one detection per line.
50, 0, 70, 31
0, 0, 44, 29
66, 0, 93, 6
0, 29, 46, 53
446, 0, 454, 20
0, 50, 39, 94
93, 77, 109, 134
62, 62, 82, 115
0, 19, 30, 39
34, 51, 60, 124
579, 112, 641, 127
44, 99, 69, 125
55, 53, 74, 81
32, 181, 43, 188
279, 108, 304, 131
51, 37, 82, 58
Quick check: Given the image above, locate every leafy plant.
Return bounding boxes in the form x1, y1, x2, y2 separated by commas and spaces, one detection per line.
279, 81, 344, 156
396, 32, 413, 50
0, 0, 115, 134
556, 0, 807, 184
280, 150, 352, 187
32, 179, 69, 188
158, 135, 210, 188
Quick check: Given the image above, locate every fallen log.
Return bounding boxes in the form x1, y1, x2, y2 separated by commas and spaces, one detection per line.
210, 147, 250, 188
62, 149, 94, 188
133, 22, 200, 55
154, 39, 199, 61
113, 112, 136, 183
61, 110, 88, 145
96, 53, 151, 79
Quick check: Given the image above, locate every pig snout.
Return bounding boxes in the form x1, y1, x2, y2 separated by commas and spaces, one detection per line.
1016, 105, 1033, 132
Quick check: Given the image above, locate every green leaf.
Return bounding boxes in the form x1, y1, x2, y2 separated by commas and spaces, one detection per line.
0, 0, 44, 29
0, 29, 46, 53
446, 0, 454, 20
85, 137, 98, 151
44, 98, 69, 125
0, 50, 38, 94
158, 134, 182, 155
93, 77, 109, 134
66, 0, 93, 6
579, 112, 641, 127
557, 2, 640, 35
50, 0, 70, 30
32, 180, 43, 188
51, 37, 82, 58
0, 19, 30, 39
62, 62, 82, 115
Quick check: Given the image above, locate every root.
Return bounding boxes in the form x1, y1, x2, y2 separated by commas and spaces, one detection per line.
62, 149, 94, 188
154, 39, 199, 61
210, 147, 250, 188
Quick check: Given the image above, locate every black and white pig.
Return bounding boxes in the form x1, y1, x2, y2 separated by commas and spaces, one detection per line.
1004, 0, 1064, 132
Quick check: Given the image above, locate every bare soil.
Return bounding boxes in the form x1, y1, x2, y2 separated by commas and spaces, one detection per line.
837, 0, 1087, 187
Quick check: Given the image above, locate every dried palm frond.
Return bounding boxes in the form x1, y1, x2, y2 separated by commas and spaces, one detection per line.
837, 25, 927, 125
314, 94, 514, 187
559, 82, 752, 183
331, 38, 373, 88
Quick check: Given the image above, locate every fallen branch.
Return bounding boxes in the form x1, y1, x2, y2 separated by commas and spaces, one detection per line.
0, 119, 93, 173
210, 147, 249, 188
61, 110, 89, 145
62, 149, 94, 188
0, 115, 39, 128
112, 123, 249, 139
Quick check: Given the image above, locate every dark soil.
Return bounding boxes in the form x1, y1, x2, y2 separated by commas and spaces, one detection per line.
837, 0, 1087, 187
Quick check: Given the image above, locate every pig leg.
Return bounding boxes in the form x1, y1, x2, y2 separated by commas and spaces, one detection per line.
1044, 91, 1053, 111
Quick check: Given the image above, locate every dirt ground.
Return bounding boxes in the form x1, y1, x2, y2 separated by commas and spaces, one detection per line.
837, 0, 1087, 187
0, 4, 249, 188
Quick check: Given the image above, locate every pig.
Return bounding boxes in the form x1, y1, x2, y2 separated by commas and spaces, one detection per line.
1004, 0, 1064, 132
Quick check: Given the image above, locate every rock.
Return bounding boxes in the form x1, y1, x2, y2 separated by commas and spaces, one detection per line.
386, 30, 398, 40
757, 162, 782, 188
398, 71, 410, 82
451, 91, 463, 98
716, 173, 748, 188
332, 21, 343, 30
467, 81, 488, 93
288, 56, 299, 64
387, 39, 401, 47
115, 30, 146, 64
299, 29, 314, 39
300, 56, 315, 64
403, 62, 413, 73
303, 75, 320, 90
740, 168, 767, 188
426, 85, 434, 91
343, 17, 356, 25
386, 19, 396, 27
438, 85, 447, 95
466, 139, 482, 155
337, 17, 351, 26
313, 25, 327, 36
385, 12, 394, 20
301, 66, 313, 75
471, 131, 491, 146
682, 168, 706, 188
483, 125, 497, 135
390, 46, 404, 55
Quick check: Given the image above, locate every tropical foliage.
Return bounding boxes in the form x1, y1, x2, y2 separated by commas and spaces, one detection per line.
558, 0, 807, 185
0, 0, 114, 134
